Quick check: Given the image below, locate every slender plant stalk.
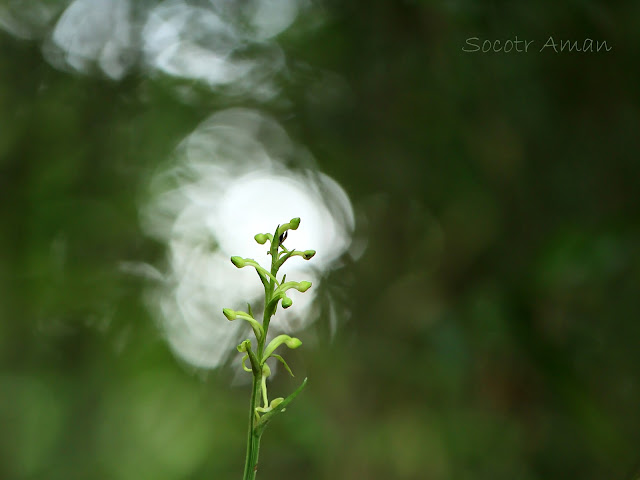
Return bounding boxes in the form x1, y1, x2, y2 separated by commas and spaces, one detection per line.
243, 373, 263, 479
224, 218, 315, 480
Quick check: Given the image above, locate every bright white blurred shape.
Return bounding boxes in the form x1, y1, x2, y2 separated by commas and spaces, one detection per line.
0, 2, 63, 39
142, 108, 354, 369
213, 173, 352, 269
143, 2, 242, 84
142, 1, 286, 99
45, 0, 133, 79
250, 0, 298, 40
1, 0, 302, 91
211, 0, 299, 41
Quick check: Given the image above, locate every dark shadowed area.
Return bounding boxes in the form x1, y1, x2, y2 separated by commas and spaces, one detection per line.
1, 1, 639, 479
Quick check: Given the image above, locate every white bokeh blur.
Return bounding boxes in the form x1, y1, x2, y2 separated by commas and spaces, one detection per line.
140, 108, 354, 369
44, 0, 134, 80
1, 0, 303, 93
0, 0, 355, 371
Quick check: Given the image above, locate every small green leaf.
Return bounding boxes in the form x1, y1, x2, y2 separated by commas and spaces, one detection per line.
272, 354, 294, 376
255, 378, 308, 434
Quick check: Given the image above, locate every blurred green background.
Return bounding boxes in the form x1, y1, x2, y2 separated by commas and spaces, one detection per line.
1, 1, 639, 479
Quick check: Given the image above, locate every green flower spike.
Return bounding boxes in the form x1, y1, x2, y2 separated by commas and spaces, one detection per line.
223, 218, 315, 480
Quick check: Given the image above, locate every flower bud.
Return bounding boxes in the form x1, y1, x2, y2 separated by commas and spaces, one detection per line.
230, 256, 246, 268
296, 281, 312, 292
262, 334, 303, 361
254, 233, 269, 245
237, 340, 251, 352
302, 250, 316, 260
223, 308, 237, 320
283, 337, 302, 349
289, 217, 300, 230
281, 296, 293, 308
269, 397, 284, 409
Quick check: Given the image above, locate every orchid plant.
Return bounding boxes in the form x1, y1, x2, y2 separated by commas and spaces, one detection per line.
223, 217, 315, 480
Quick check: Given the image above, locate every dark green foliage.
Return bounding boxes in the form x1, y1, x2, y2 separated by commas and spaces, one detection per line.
1, 2, 639, 479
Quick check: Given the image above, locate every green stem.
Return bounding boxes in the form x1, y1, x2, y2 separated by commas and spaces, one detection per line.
243, 372, 264, 480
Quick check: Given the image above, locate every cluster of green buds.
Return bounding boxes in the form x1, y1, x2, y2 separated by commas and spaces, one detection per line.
223, 218, 315, 448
